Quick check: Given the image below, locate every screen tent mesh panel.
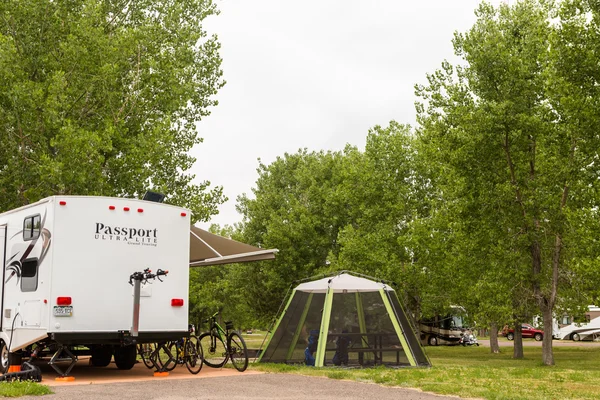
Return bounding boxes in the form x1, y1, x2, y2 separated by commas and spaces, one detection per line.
260, 291, 326, 363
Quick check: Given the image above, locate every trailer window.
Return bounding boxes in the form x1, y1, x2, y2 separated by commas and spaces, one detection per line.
21, 259, 39, 292
23, 215, 41, 241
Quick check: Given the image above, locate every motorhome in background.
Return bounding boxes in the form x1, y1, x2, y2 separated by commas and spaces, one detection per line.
0, 196, 190, 374
419, 306, 467, 346
554, 305, 600, 341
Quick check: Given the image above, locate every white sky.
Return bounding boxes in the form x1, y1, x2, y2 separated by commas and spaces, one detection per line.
192, 0, 504, 229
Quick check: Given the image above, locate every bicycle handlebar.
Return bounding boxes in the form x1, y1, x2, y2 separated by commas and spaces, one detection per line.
128, 268, 169, 285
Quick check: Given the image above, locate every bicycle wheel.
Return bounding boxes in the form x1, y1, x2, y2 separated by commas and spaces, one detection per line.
156, 342, 177, 371
185, 336, 203, 374
198, 332, 228, 368
139, 343, 156, 369
228, 331, 249, 372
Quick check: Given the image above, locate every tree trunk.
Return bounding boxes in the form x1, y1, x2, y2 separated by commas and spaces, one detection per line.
489, 322, 500, 354
513, 321, 524, 359
541, 304, 555, 365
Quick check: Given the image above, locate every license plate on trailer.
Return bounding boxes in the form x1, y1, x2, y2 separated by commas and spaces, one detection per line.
53, 306, 73, 317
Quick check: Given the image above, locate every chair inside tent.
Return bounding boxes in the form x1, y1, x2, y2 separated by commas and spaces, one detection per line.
258, 272, 430, 368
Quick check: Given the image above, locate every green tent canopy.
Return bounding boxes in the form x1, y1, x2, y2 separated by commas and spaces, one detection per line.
258, 271, 430, 368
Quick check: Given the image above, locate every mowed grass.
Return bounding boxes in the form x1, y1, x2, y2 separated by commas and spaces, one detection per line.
252, 345, 600, 400
0, 381, 53, 397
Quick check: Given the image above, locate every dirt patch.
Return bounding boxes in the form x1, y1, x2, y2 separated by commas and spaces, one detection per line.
33, 357, 261, 386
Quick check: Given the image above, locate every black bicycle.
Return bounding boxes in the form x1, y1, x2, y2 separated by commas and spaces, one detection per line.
156, 325, 203, 374
198, 312, 248, 372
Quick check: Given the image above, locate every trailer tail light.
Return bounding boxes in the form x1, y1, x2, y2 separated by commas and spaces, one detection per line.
124, 207, 130, 212
171, 299, 184, 307
181, 212, 187, 217
59, 201, 67, 206
109, 205, 115, 210
57, 297, 72, 306
137, 208, 144, 213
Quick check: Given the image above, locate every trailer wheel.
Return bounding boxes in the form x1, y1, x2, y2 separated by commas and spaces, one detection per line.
0, 341, 8, 373
90, 345, 113, 367
114, 345, 137, 370
571, 333, 580, 342
428, 336, 438, 346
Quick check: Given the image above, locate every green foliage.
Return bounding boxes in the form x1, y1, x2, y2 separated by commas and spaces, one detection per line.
415, 0, 600, 364
236, 149, 354, 324
0, 0, 225, 221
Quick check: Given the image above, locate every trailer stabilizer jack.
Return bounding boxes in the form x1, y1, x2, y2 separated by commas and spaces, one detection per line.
0, 362, 42, 382
48, 345, 77, 377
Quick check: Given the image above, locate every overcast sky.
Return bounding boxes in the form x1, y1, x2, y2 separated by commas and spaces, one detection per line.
192, 0, 505, 229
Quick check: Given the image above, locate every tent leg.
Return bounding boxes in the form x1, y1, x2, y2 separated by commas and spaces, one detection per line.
315, 288, 333, 367
355, 292, 372, 364
379, 289, 416, 366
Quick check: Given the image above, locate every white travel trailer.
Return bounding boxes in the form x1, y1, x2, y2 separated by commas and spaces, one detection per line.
0, 196, 191, 374
554, 316, 600, 341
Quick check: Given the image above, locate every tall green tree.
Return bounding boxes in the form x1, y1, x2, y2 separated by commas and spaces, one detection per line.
236, 150, 352, 323
416, 0, 600, 365
0, 0, 225, 220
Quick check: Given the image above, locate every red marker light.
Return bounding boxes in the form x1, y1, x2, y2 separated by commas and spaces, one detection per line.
109, 206, 115, 210
181, 212, 187, 217
171, 299, 184, 307
137, 208, 143, 213
124, 207, 130, 212
57, 297, 72, 306
59, 201, 67, 206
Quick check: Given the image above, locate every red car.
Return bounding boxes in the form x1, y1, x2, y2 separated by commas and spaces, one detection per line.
503, 323, 543, 341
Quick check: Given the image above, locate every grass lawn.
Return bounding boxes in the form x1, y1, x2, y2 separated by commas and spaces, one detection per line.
251, 345, 600, 400
0, 381, 53, 397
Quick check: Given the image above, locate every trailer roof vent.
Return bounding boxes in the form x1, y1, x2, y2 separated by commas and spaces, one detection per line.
142, 191, 165, 203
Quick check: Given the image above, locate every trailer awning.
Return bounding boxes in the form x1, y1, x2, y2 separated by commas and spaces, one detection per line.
189, 226, 277, 267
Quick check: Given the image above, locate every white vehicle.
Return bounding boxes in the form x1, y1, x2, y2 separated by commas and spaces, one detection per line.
554, 317, 600, 341
0, 196, 190, 374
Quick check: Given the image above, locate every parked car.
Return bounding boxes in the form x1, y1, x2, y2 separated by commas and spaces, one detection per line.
503, 323, 543, 341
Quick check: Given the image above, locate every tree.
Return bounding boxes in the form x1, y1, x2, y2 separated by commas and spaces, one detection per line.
416, 0, 600, 365
0, 0, 225, 221
236, 149, 352, 323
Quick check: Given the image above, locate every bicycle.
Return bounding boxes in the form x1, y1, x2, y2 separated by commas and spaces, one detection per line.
155, 325, 204, 374
138, 343, 158, 369
198, 312, 248, 372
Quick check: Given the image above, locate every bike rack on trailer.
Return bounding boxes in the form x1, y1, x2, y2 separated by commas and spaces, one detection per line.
127, 268, 172, 374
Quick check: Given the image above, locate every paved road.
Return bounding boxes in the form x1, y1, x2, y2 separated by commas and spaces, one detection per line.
478, 339, 600, 347
22, 374, 466, 400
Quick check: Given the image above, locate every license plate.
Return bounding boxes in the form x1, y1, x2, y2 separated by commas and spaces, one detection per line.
53, 306, 73, 317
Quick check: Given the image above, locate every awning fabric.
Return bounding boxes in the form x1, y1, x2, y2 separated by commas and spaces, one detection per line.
189, 226, 277, 267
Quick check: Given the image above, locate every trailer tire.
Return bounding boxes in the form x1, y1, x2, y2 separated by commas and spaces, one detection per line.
90, 345, 113, 367
0, 341, 8, 373
428, 336, 438, 346
114, 345, 137, 370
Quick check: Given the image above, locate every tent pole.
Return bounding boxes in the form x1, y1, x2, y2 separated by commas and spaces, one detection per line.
355, 292, 372, 362
258, 290, 296, 362
286, 293, 313, 361
379, 289, 416, 367
315, 287, 333, 367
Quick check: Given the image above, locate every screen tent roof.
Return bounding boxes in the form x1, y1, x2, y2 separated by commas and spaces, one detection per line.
294, 273, 393, 293
189, 226, 277, 267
